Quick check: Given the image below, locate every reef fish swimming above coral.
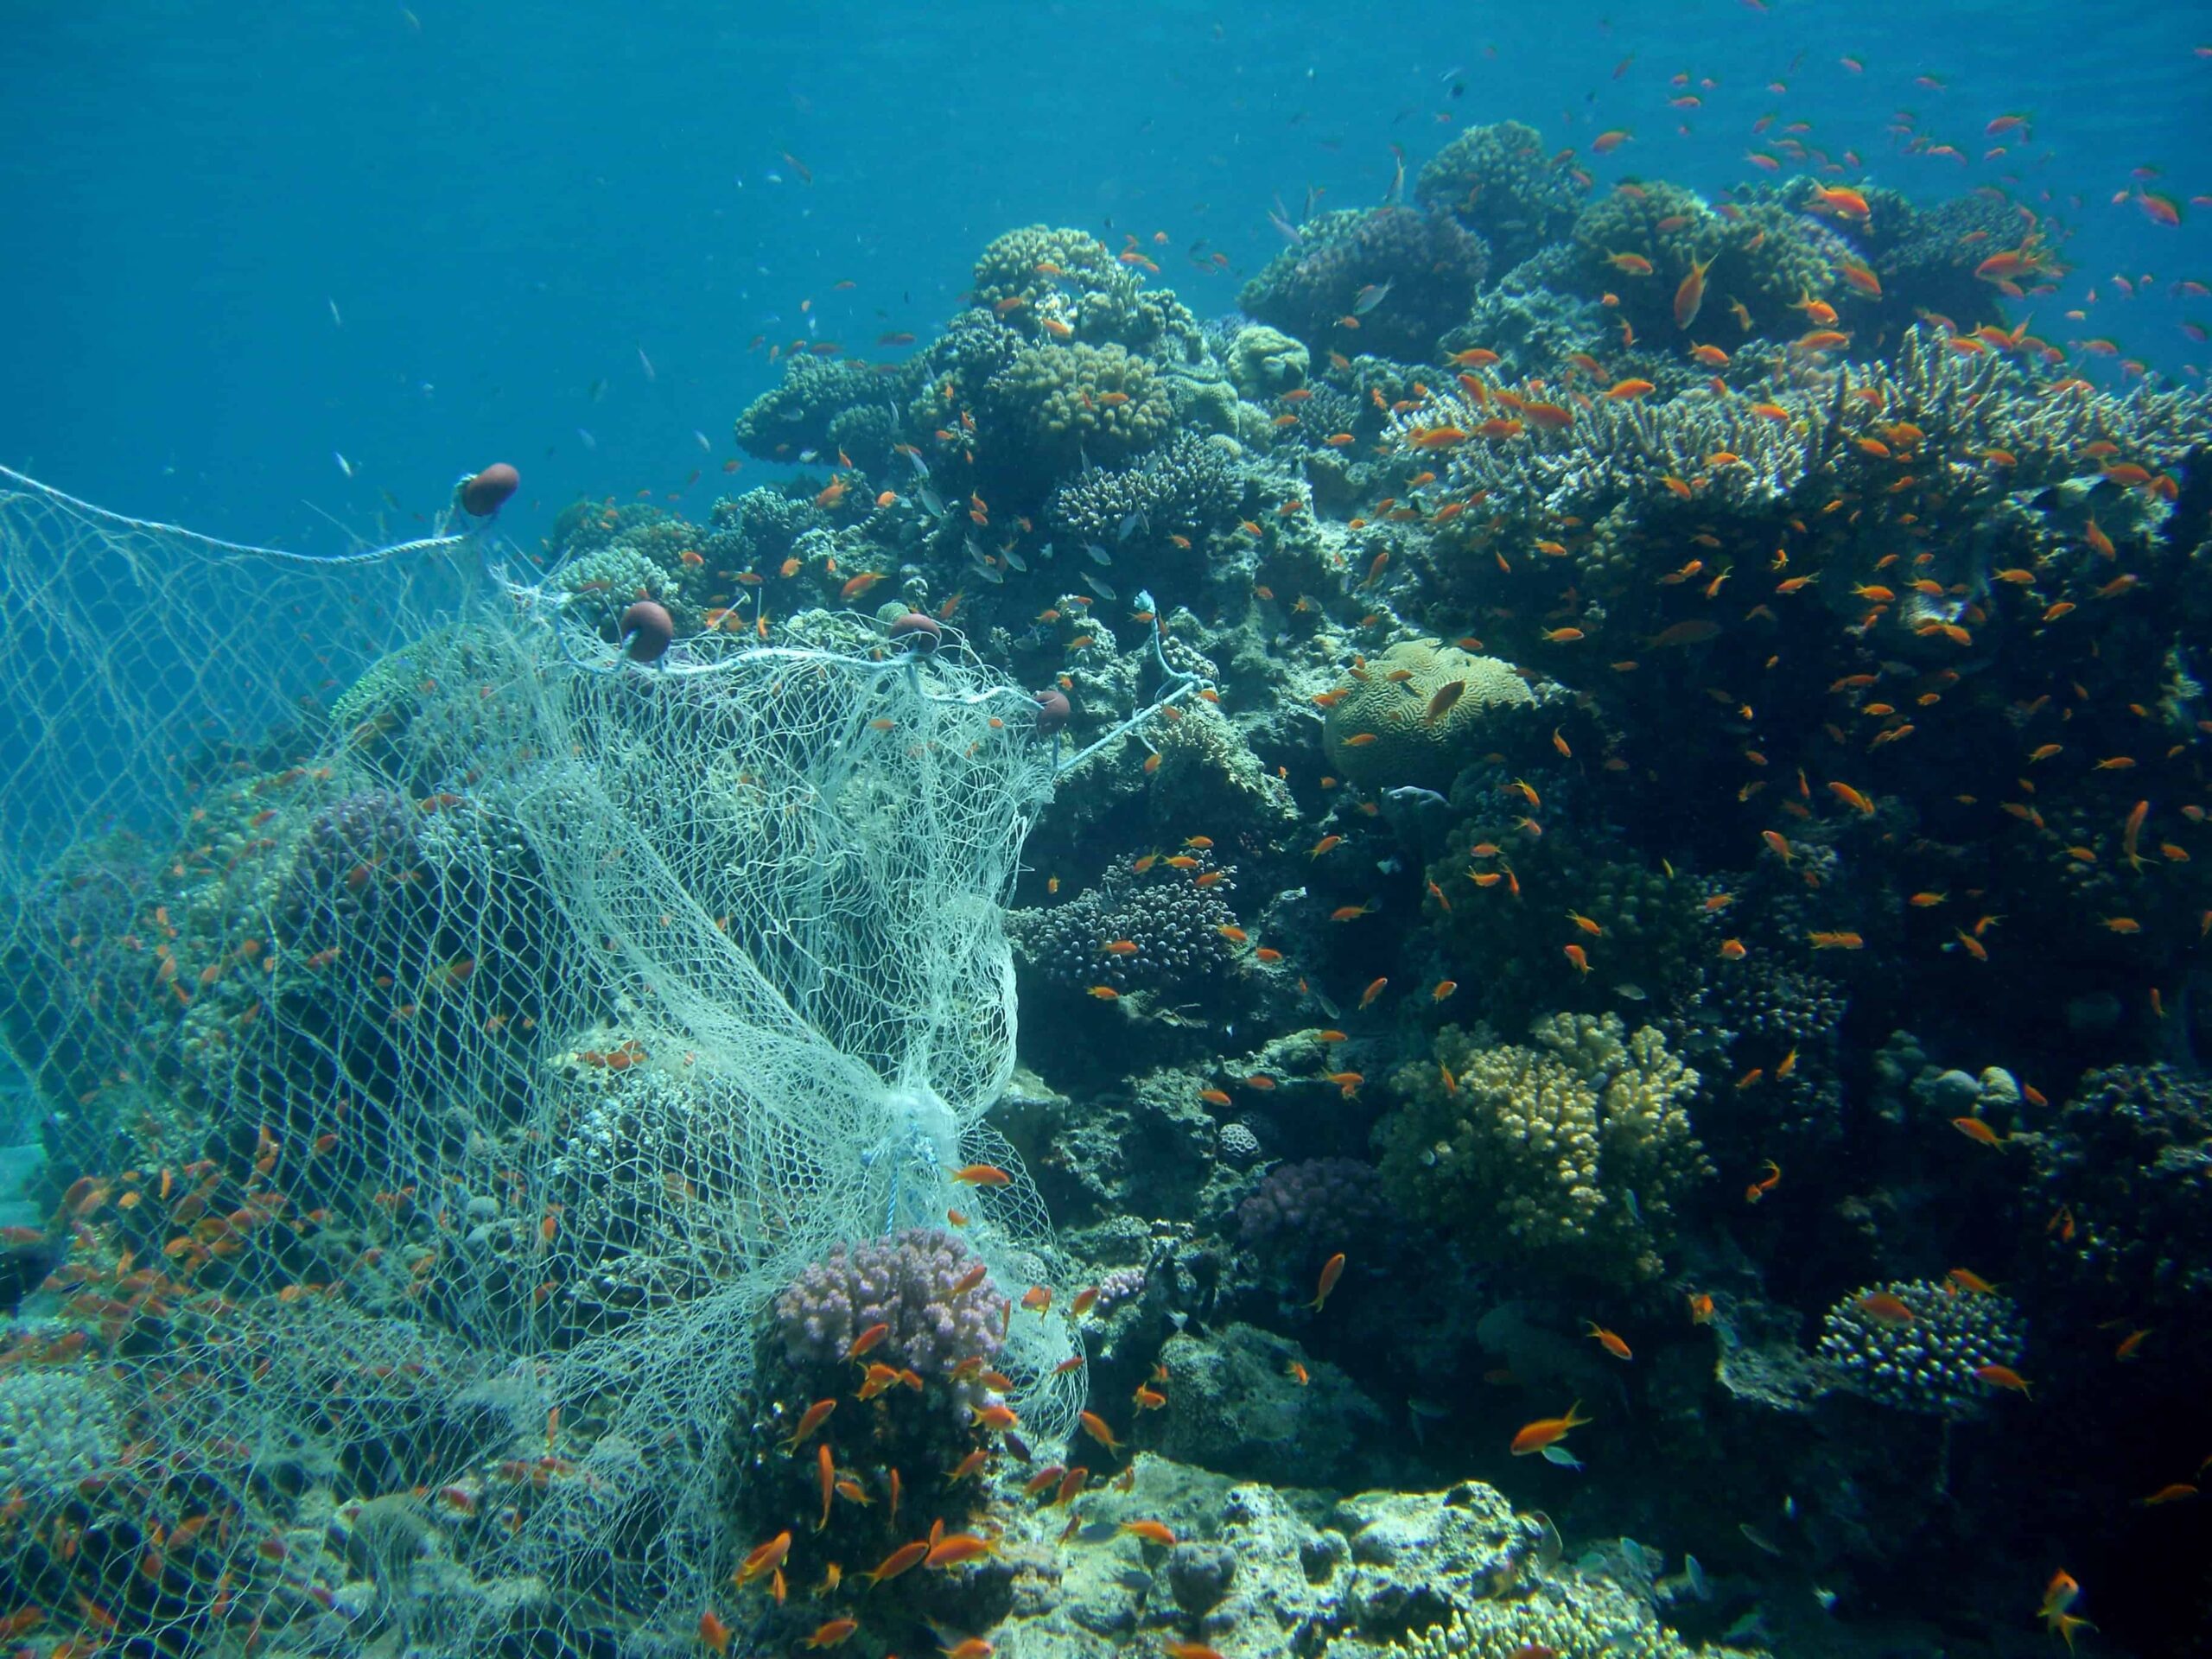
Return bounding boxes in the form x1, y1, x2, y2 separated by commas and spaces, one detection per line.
2, 22, 2210, 1659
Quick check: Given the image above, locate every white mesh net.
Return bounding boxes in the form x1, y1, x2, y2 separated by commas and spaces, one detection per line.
0, 465, 1082, 1654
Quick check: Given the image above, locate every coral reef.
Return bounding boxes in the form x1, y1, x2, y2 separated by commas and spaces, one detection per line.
2025, 1065, 2212, 1315
1149, 1325, 1390, 1489
734, 352, 918, 463
1319, 639, 1535, 790
982, 339, 1175, 478
1225, 324, 1311, 399
1376, 1014, 1708, 1282
1240, 206, 1490, 359
0, 1369, 119, 1495
771, 1228, 1009, 1416
1009, 850, 1243, 1001
1815, 1278, 2027, 1418
1415, 119, 1589, 271
1393, 1573, 1732, 1659
10, 130, 2212, 1659
1236, 1157, 1390, 1254
1045, 431, 1245, 549
1566, 178, 1840, 347
970, 225, 1207, 361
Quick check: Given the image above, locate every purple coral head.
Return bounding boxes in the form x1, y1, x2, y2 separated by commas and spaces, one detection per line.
773, 1229, 1007, 1409
1238, 1157, 1389, 1248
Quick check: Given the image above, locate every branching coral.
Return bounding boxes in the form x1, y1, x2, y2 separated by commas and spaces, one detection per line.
1045, 432, 1244, 548
1393, 1571, 1741, 1659
734, 353, 916, 462
771, 1229, 1009, 1419
1376, 1014, 1708, 1283
2025, 1065, 2212, 1316
1008, 850, 1243, 999
1816, 1278, 2026, 1418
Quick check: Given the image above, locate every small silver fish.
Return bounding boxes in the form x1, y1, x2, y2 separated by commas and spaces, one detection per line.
1738, 1522, 1783, 1557
693, 429, 713, 452
1682, 1555, 1710, 1600
1383, 785, 1448, 807
1117, 510, 1147, 543
1352, 278, 1394, 315
334, 452, 356, 478
1086, 543, 1114, 567
1086, 573, 1118, 601
906, 449, 931, 478
1003, 546, 1028, 574
918, 486, 947, 518
1540, 1444, 1584, 1471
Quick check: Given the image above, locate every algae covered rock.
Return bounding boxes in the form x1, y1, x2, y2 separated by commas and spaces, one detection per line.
1320, 639, 1533, 790
1333, 1484, 1529, 1633
1152, 1323, 1388, 1488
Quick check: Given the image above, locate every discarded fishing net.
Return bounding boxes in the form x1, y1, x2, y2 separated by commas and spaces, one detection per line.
0, 465, 1101, 1655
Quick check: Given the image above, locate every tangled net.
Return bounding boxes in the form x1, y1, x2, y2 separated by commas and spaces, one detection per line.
0, 465, 1084, 1655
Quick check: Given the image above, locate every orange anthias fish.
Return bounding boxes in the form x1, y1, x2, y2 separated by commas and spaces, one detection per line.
1310, 1251, 1346, 1310
1584, 1321, 1632, 1360
1673, 253, 1714, 329
1853, 1291, 1916, 1325
1510, 1400, 1592, 1455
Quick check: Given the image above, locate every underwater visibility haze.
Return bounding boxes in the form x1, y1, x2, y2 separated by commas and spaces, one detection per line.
2, 3, 2211, 1656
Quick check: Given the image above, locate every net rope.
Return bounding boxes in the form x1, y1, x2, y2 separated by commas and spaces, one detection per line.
0, 465, 1082, 1654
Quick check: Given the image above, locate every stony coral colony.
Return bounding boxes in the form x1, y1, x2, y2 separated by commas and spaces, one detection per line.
596, 130, 2202, 1618
4, 123, 2210, 1658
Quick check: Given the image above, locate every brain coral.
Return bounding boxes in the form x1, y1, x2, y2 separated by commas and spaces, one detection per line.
1376, 1013, 1708, 1283
982, 339, 1174, 479
1320, 639, 1534, 789
1415, 119, 1591, 270
1567, 179, 1837, 348
1239, 206, 1489, 359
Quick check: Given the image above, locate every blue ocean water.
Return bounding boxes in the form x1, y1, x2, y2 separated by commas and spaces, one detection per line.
2, 2, 2202, 547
